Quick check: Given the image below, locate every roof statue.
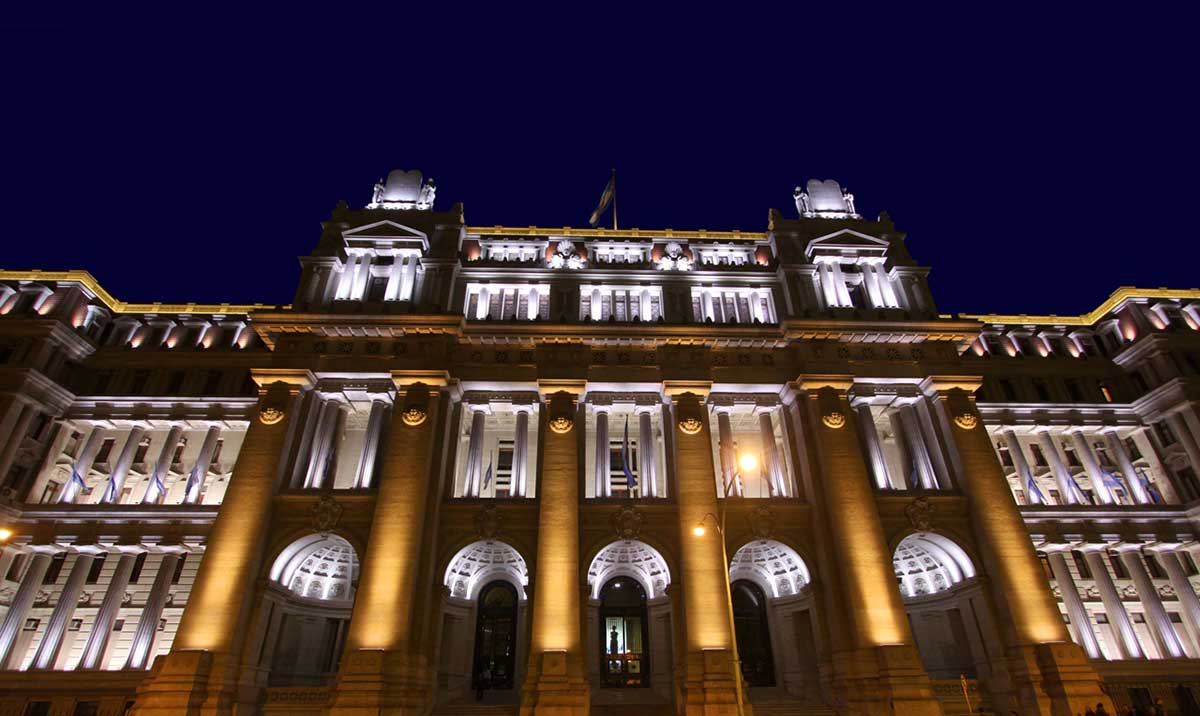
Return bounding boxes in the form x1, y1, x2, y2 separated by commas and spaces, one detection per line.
368, 169, 437, 210
793, 178, 860, 219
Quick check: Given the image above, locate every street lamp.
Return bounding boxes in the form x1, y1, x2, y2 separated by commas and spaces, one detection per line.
0, 527, 12, 543
691, 450, 754, 716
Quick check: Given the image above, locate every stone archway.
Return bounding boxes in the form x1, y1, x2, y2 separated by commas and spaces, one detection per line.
729, 539, 822, 703
437, 539, 530, 705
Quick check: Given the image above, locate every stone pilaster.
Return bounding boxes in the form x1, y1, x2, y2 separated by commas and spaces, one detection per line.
521, 386, 589, 716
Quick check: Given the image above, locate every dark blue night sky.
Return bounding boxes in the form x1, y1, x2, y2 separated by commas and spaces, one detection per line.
3, 9, 1196, 315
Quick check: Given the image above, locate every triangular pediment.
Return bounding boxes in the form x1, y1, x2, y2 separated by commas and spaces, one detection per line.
805, 228, 889, 258
343, 220, 428, 240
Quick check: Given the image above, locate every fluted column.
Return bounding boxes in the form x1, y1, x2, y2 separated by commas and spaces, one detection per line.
898, 402, 937, 489
1168, 412, 1200, 479
1116, 545, 1185, 658
463, 406, 487, 497
512, 405, 531, 497
520, 388, 589, 714
854, 400, 893, 489
304, 398, 339, 489
383, 252, 403, 300
31, 551, 96, 670
126, 551, 183, 669
78, 551, 138, 669
637, 406, 657, 497
1043, 547, 1102, 658
757, 406, 787, 497
142, 425, 183, 504
1003, 429, 1042, 504
0, 402, 36, 489
1037, 428, 1079, 505
0, 551, 53, 668
1154, 547, 1200, 657
1105, 428, 1148, 504
714, 406, 740, 496
355, 399, 389, 489
816, 260, 840, 307
61, 427, 104, 503
1071, 429, 1114, 504
593, 405, 611, 497
399, 254, 418, 301
103, 425, 146, 503
1080, 545, 1143, 659
182, 425, 221, 504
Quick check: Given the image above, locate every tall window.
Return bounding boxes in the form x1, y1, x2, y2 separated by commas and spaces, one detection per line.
608, 439, 640, 497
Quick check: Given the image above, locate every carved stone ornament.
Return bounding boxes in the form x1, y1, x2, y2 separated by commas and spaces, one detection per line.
905, 497, 935, 533
612, 504, 644, 540
258, 406, 286, 425
953, 413, 979, 430
258, 380, 292, 426
678, 416, 704, 435
475, 504, 502, 540
311, 495, 343, 535
748, 506, 775, 540
548, 415, 574, 434
401, 406, 428, 427
822, 411, 847, 429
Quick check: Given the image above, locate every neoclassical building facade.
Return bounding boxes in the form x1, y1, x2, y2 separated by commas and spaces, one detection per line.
0, 172, 1198, 716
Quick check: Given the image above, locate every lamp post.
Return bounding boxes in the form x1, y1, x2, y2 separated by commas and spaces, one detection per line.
692, 451, 757, 716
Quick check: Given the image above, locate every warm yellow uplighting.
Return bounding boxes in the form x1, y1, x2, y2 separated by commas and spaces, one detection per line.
737, 453, 758, 473
692, 524, 706, 537
0, 528, 12, 542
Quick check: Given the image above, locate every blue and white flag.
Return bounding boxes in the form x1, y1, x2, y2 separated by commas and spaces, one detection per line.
621, 416, 637, 492
102, 475, 118, 503
1067, 473, 1091, 504
907, 465, 921, 490
1099, 469, 1126, 494
63, 469, 91, 502
148, 470, 166, 503
1024, 470, 1047, 504
482, 453, 493, 490
1137, 469, 1164, 504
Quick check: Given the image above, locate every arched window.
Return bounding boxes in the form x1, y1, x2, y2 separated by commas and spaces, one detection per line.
732, 580, 775, 687
473, 581, 519, 692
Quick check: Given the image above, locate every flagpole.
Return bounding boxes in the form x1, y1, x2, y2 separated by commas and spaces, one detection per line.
611, 169, 618, 231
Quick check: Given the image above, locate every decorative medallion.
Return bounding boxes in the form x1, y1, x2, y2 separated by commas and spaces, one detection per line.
612, 504, 644, 540
748, 506, 775, 540
953, 413, 979, 430
311, 495, 343, 535
822, 411, 846, 429
258, 406, 285, 425
475, 504, 502, 540
678, 416, 704, 435
904, 496, 935, 533
401, 406, 428, 427
548, 415, 574, 434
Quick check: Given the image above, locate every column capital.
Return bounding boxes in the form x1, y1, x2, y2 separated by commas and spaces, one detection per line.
1100, 425, 1124, 435
390, 370, 450, 389
1037, 542, 1075, 554
1112, 542, 1148, 554
1075, 541, 1113, 554
250, 369, 316, 392
795, 374, 854, 393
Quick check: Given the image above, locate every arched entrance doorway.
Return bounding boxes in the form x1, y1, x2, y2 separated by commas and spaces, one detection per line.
586, 540, 674, 706
438, 539, 529, 705
473, 580, 519, 691
892, 533, 996, 713
254, 534, 359, 688
729, 539, 821, 702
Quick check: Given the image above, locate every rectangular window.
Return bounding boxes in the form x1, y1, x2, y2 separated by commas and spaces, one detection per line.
1062, 443, 1081, 468
94, 438, 116, 464
86, 553, 106, 584
171, 438, 188, 469
1124, 437, 1143, 460
6, 553, 27, 581
133, 437, 151, 464
172, 554, 187, 584
1030, 443, 1048, 467
130, 552, 147, 584
1072, 551, 1092, 579
43, 553, 66, 584
1109, 554, 1128, 579
1145, 554, 1166, 580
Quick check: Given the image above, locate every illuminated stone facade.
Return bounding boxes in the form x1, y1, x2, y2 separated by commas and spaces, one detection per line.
0, 175, 1198, 716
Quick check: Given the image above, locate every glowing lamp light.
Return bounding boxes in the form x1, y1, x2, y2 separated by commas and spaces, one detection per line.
0, 528, 12, 542
1123, 325, 1137, 341
692, 524, 706, 537
738, 453, 758, 473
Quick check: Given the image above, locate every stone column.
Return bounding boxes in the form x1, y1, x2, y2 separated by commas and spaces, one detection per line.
61, 426, 104, 503
1070, 429, 1115, 504
898, 402, 937, 489
669, 389, 748, 715
30, 551, 96, 670
853, 400, 893, 489
400, 254, 418, 301
1002, 428, 1042, 504
1116, 545, 1186, 658
1167, 413, 1200, 480
757, 406, 787, 497
78, 551, 138, 669
714, 406, 739, 496
512, 405, 531, 497
463, 405, 488, 497
637, 406, 657, 498
134, 373, 310, 715
182, 425, 221, 504
1105, 428, 1149, 504
1037, 428, 1079, 505
520, 387, 588, 715
103, 425, 146, 503
142, 425, 183, 504
355, 399, 390, 489
1079, 546, 1142, 659
593, 404, 611, 497
0, 401, 36, 488
1043, 547, 1102, 659
816, 261, 839, 308
796, 378, 938, 716
1153, 547, 1200, 657
930, 381, 1109, 716
125, 551, 183, 669
384, 252, 403, 301
303, 398, 338, 488
0, 550, 53, 668
328, 380, 444, 714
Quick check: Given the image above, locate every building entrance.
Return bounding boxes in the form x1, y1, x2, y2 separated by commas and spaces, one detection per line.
472, 581, 518, 691
599, 577, 649, 687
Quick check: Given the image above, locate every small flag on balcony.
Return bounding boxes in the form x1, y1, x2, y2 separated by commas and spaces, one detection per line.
622, 416, 637, 492
588, 170, 616, 229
